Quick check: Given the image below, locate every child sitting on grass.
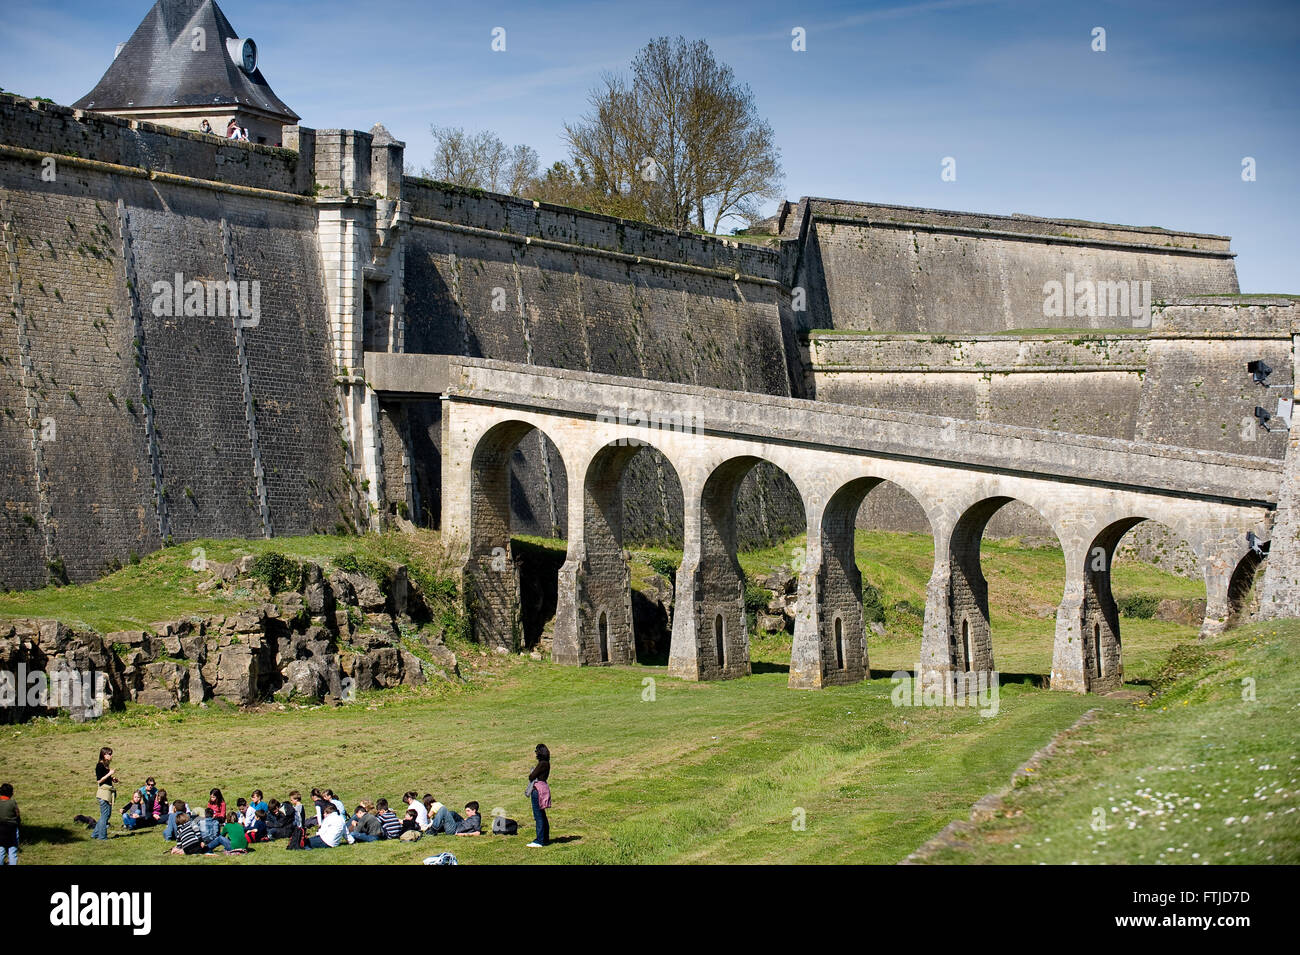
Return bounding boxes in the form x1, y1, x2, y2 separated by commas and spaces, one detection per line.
348, 803, 383, 842
246, 809, 268, 843
198, 807, 223, 847
422, 794, 442, 828
311, 788, 329, 828
398, 809, 422, 840
206, 789, 226, 823
375, 799, 401, 840
162, 799, 187, 841
287, 790, 306, 829
455, 802, 483, 837
171, 814, 213, 855
223, 810, 249, 853
121, 790, 148, 831
266, 800, 296, 840
305, 802, 351, 849
152, 788, 170, 825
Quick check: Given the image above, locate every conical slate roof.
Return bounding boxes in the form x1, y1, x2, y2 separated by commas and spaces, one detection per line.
74, 0, 298, 121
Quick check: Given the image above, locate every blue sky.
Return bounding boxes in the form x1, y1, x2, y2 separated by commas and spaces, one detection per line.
3, 0, 1297, 290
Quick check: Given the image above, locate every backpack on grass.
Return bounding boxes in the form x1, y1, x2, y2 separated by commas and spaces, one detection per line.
492, 816, 518, 836
284, 826, 308, 850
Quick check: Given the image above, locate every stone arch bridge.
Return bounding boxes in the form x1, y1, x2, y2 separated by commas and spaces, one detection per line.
368, 353, 1279, 694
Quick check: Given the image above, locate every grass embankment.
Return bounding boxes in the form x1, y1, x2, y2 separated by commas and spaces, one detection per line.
920, 621, 1300, 865
2, 642, 1101, 865
0, 532, 458, 633
0, 527, 1253, 865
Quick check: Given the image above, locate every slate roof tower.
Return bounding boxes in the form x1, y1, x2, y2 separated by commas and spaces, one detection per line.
74, 0, 299, 144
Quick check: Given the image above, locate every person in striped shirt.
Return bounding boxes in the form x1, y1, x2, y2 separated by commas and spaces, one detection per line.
170, 814, 208, 855
375, 799, 402, 840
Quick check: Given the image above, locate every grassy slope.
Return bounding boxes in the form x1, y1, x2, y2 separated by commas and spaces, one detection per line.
920, 621, 1300, 865
0, 528, 1250, 865
1, 649, 1099, 865
0, 532, 457, 633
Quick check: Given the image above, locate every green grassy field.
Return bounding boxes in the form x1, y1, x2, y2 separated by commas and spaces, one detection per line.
3, 646, 1103, 864
1, 527, 1278, 865
921, 622, 1300, 865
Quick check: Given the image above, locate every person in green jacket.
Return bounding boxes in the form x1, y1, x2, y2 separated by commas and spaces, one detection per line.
222, 810, 249, 851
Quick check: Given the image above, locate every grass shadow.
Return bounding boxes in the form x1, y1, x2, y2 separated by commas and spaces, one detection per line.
19, 823, 84, 846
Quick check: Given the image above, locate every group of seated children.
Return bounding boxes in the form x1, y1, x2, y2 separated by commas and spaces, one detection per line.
135, 782, 484, 854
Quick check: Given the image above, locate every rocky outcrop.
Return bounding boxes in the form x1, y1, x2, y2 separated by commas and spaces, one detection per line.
0, 619, 128, 723
0, 555, 462, 721
753, 567, 798, 635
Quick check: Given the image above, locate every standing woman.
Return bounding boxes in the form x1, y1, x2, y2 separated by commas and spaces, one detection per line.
526, 743, 551, 848
93, 747, 116, 840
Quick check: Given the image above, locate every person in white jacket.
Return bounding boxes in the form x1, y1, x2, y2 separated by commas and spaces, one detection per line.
307, 803, 352, 849
402, 791, 429, 830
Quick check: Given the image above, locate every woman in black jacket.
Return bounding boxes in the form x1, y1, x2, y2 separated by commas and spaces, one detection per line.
526, 743, 551, 848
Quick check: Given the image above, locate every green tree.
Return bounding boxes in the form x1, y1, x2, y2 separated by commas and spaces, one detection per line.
563, 36, 783, 233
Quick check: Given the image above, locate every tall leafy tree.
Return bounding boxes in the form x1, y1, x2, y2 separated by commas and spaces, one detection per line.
564, 37, 784, 233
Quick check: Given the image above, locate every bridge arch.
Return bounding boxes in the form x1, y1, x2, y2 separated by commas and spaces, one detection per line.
921, 493, 1066, 691
789, 474, 936, 688
668, 454, 806, 681
1051, 512, 1255, 692
553, 435, 687, 666
1226, 547, 1266, 628
465, 419, 570, 650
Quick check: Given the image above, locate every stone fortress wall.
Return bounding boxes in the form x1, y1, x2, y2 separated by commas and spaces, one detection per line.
785, 193, 1291, 568
781, 197, 1241, 335
396, 176, 805, 549
1, 92, 1294, 591
0, 96, 352, 590
810, 299, 1299, 559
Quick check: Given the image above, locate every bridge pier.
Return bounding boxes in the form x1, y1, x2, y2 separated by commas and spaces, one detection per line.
463, 550, 522, 652
1051, 534, 1123, 693
553, 444, 637, 666
668, 461, 752, 681
790, 481, 870, 689
921, 501, 1000, 694
1200, 541, 1263, 639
